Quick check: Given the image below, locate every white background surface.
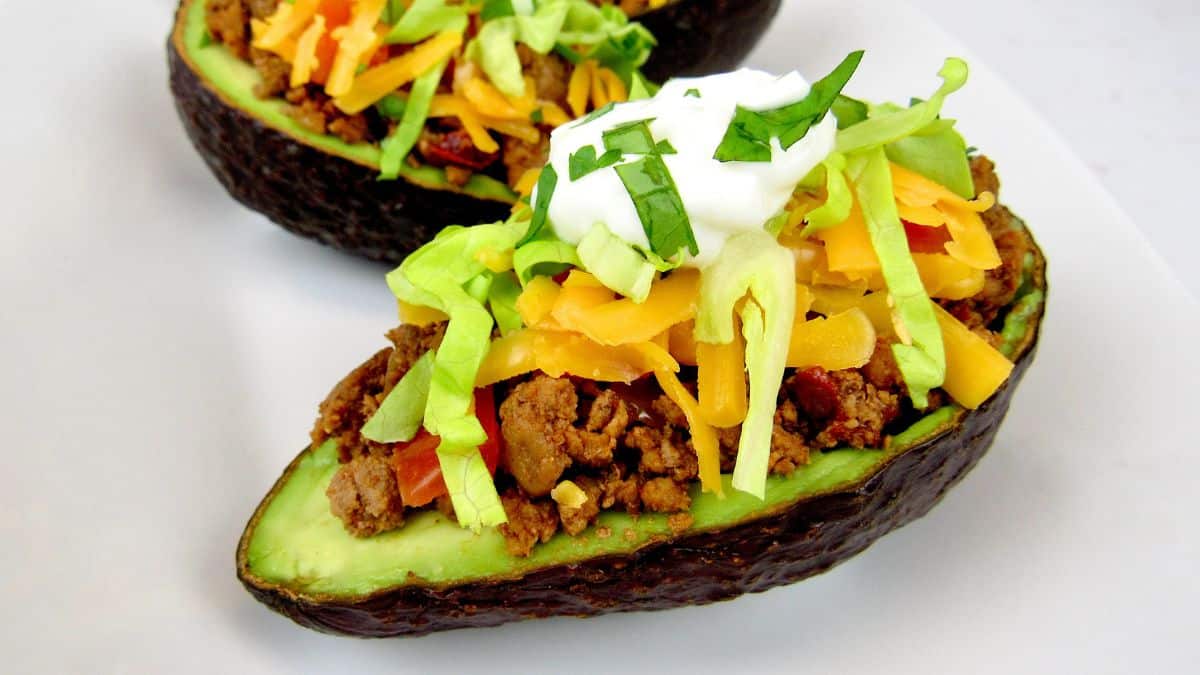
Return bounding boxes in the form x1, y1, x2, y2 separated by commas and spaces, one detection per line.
2, 1, 1198, 673
912, 0, 1200, 297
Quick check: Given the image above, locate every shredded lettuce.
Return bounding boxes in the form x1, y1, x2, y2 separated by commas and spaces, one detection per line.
386, 220, 526, 530
465, 2, 569, 97
384, 0, 468, 44
361, 351, 435, 443
628, 71, 655, 100
512, 235, 580, 284
849, 148, 945, 408
467, 0, 654, 97
576, 222, 657, 302
836, 57, 969, 155
487, 271, 525, 335
801, 152, 852, 234
379, 58, 448, 179
694, 231, 796, 498
885, 120, 974, 199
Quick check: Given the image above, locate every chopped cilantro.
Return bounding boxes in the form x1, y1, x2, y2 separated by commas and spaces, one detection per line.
576, 102, 616, 126
615, 155, 698, 260
685, 88, 702, 98
569, 145, 624, 181
518, 165, 557, 246
530, 108, 544, 124
714, 51, 864, 162
602, 119, 658, 155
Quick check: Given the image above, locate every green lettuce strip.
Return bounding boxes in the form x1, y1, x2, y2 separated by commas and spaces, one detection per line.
513, 235, 580, 285
384, 0, 468, 44
884, 120, 974, 199
386, 220, 526, 530
695, 231, 796, 498
465, 1, 570, 97
379, 58, 449, 180
466, 0, 654, 98
576, 222, 657, 302
835, 57, 968, 155
850, 148, 945, 408
488, 271, 525, 335
361, 351, 435, 443
801, 152, 852, 234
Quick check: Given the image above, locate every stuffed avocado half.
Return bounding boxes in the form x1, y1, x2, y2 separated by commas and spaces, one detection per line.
238, 54, 1047, 636
167, 0, 781, 262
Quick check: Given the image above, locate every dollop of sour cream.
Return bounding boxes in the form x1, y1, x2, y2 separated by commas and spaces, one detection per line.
539, 68, 837, 267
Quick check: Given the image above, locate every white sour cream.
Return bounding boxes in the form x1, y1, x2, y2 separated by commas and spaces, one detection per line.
538, 68, 837, 267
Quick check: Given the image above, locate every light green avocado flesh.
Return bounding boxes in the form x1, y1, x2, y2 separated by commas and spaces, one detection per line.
248, 408, 953, 595
179, 0, 516, 203
245, 252, 1043, 597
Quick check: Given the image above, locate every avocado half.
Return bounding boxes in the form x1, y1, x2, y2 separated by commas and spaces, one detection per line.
167, 0, 781, 263
236, 232, 1046, 637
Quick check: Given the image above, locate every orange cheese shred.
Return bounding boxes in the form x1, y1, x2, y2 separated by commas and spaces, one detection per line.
668, 320, 699, 366
567, 60, 592, 117
553, 269, 700, 346
697, 328, 748, 428
253, 0, 320, 51
398, 300, 449, 327
515, 276, 562, 328
589, 61, 609, 109
596, 67, 628, 104
819, 202, 880, 275
786, 308, 878, 370
655, 368, 723, 496
913, 253, 986, 300
934, 304, 1014, 408
334, 31, 463, 114
428, 95, 500, 153
537, 101, 572, 127
324, 0, 386, 97
290, 14, 327, 88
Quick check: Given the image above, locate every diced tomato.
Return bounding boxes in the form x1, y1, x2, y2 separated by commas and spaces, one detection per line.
903, 220, 953, 254
390, 430, 444, 507
311, 0, 353, 85
474, 386, 503, 474
390, 387, 503, 507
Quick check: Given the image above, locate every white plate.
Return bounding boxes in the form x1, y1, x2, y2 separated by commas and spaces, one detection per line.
1, 1, 1196, 672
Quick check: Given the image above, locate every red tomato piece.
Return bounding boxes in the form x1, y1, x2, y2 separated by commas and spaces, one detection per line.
474, 386, 502, 474
389, 387, 503, 507
903, 220, 953, 254
390, 430, 445, 507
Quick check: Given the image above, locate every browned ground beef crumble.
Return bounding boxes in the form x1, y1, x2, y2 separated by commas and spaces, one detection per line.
313, 157, 1031, 556
204, 0, 574, 185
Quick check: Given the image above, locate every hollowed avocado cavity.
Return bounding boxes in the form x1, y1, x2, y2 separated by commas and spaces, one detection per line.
177, 0, 515, 203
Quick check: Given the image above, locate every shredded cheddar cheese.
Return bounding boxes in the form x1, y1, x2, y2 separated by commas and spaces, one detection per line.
325, 0, 387, 97
253, 0, 320, 51
290, 15, 327, 88
335, 31, 464, 114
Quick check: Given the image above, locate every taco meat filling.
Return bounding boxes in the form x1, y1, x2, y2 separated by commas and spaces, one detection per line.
202, 0, 655, 190
315, 156, 1032, 556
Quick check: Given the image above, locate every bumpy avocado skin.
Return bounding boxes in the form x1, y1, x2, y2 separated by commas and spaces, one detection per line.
639, 0, 784, 83
236, 238, 1044, 637
167, 0, 781, 263
167, 7, 512, 263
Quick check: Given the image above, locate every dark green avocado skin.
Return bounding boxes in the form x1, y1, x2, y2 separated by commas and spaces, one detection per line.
167, 0, 782, 263
238, 301, 1042, 637
167, 37, 512, 263
640, 0, 784, 83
